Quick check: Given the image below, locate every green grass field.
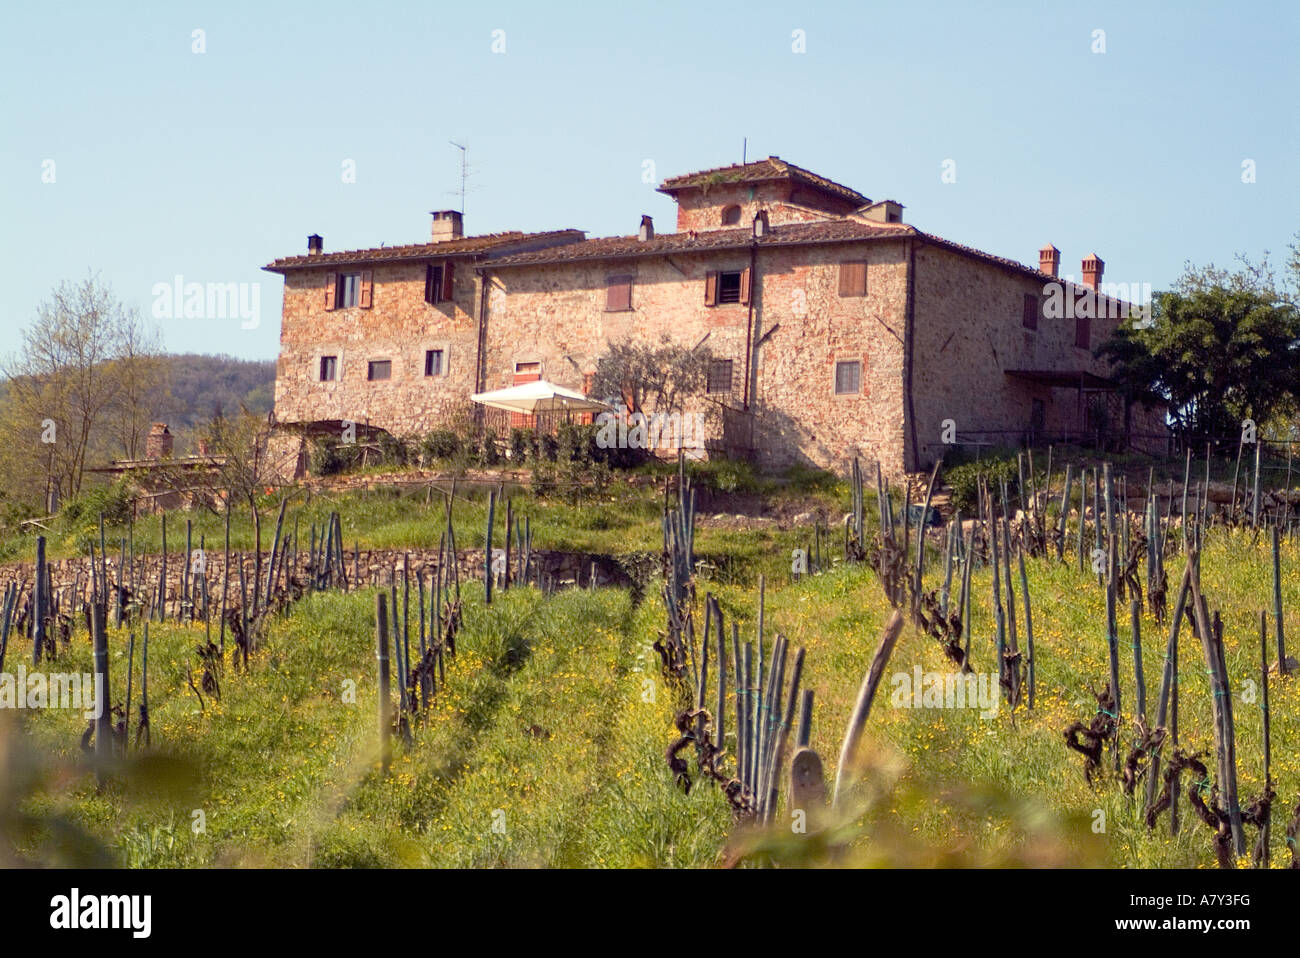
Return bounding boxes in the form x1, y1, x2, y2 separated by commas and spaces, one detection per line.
5, 499, 1299, 868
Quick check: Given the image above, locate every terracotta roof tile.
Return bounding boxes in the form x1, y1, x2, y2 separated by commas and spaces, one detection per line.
488, 219, 911, 268
263, 229, 585, 273
657, 156, 868, 206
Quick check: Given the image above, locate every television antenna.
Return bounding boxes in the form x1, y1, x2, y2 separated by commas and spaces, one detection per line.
448, 140, 482, 216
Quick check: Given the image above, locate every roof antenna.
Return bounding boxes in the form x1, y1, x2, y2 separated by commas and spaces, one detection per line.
742, 137, 747, 165
448, 140, 477, 216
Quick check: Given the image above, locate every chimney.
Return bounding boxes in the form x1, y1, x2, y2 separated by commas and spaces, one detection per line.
1082, 254, 1104, 290
197, 437, 210, 457
1038, 244, 1060, 278
752, 209, 770, 238
146, 422, 173, 459
862, 200, 904, 224
430, 210, 464, 242
307, 234, 323, 255
639, 215, 654, 241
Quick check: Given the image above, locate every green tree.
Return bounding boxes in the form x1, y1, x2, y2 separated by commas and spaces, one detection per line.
1099, 255, 1300, 444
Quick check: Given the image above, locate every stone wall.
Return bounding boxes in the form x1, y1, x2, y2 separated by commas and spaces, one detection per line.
273, 260, 480, 438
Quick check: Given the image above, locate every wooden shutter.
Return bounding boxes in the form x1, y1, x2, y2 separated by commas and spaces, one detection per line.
606, 275, 632, 311
1075, 314, 1090, 349
358, 271, 373, 308
839, 262, 867, 296
324, 272, 337, 310
739, 268, 751, 305
441, 261, 455, 302
704, 271, 719, 306
424, 264, 435, 304
1022, 293, 1038, 330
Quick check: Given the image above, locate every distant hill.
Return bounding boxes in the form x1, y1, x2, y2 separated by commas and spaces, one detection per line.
155, 353, 275, 451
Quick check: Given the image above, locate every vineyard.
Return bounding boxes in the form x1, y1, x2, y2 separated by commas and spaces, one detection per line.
3, 451, 1300, 868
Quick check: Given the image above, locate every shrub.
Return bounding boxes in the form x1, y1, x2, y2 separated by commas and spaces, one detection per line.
945, 456, 1019, 514
421, 428, 462, 461
60, 479, 134, 528
692, 457, 758, 495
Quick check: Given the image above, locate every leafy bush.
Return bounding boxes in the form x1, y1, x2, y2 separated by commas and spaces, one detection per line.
945, 456, 1019, 514
421, 428, 462, 461
60, 479, 134, 528
310, 438, 362, 477
692, 457, 758, 495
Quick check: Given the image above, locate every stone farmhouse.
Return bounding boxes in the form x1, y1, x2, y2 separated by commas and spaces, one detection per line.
265, 156, 1165, 477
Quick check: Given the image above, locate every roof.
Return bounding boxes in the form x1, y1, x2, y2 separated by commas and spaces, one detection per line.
263, 229, 586, 273
657, 156, 869, 207
487, 218, 913, 268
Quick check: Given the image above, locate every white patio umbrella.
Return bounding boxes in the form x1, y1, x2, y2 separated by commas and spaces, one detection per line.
470, 379, 612, 416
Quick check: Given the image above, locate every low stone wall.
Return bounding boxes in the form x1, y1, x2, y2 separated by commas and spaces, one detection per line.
0, 546, 645, 620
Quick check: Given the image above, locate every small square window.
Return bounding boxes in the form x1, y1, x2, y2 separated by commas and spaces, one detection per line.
706, 359, 734, 394
337, 273, 360, 308
319, 356, 338, 381
717, 271, 743, 304
424, 349, 444, 377
835, 360, 861, 395
367, 360, 392, 381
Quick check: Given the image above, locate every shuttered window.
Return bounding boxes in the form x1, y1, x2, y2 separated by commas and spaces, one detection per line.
835, 360, 861, 395
1075, 313, 1091, 349
1022, 292, 1040, 330
606, 275, 633, 311
424, 349, 444, 377
838, 261, 868, 297
425, 261, 455, 304
336, 273, 361, 308
319, 356, 338, 381
358, 270, 373, 308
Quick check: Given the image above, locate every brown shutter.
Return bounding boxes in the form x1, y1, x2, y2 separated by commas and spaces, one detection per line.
359, 271, 373, 308
606, 275, 632, 311
739, 268, 751, 305
839, 262, 867, 296
324, 272, 337, 310
441, 260, 455, 302
425, 264, 434, 304
704, 271, 719, 306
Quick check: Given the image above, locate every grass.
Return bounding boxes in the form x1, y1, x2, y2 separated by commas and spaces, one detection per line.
7, 475, 1300, 868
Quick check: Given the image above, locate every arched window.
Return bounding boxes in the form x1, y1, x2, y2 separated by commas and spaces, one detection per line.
721, 204, 742, 226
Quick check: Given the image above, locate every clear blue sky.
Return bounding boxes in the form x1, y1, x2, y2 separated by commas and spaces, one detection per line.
2, 0, 1296, 360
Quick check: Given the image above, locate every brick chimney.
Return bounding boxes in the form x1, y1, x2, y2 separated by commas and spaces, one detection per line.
197, 437, 210, 457
307, 233, 323, 255
146, 422, 173, 459
1082, 253, 1104, 290
1038, 244, 1060, 278
430, 210, 464, 242
639, 215, 654, 241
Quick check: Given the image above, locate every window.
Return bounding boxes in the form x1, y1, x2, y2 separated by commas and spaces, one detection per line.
337, 273, 361, 308
1022, 293, 1040, 331
319, 356, 338, 381
367, 360, 392, 381
835, 360, 861, 395
1075, 313, 1090, 349
706, 359, 734, 395
606, 275, 633, 312
424, 349, 444, 377
704, 269, 750, 306
425, 261, 454, 304
721, 205, 742, 226
718, 271, 743, 304
325, 270, 370, 309
838, 261, 868, 297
